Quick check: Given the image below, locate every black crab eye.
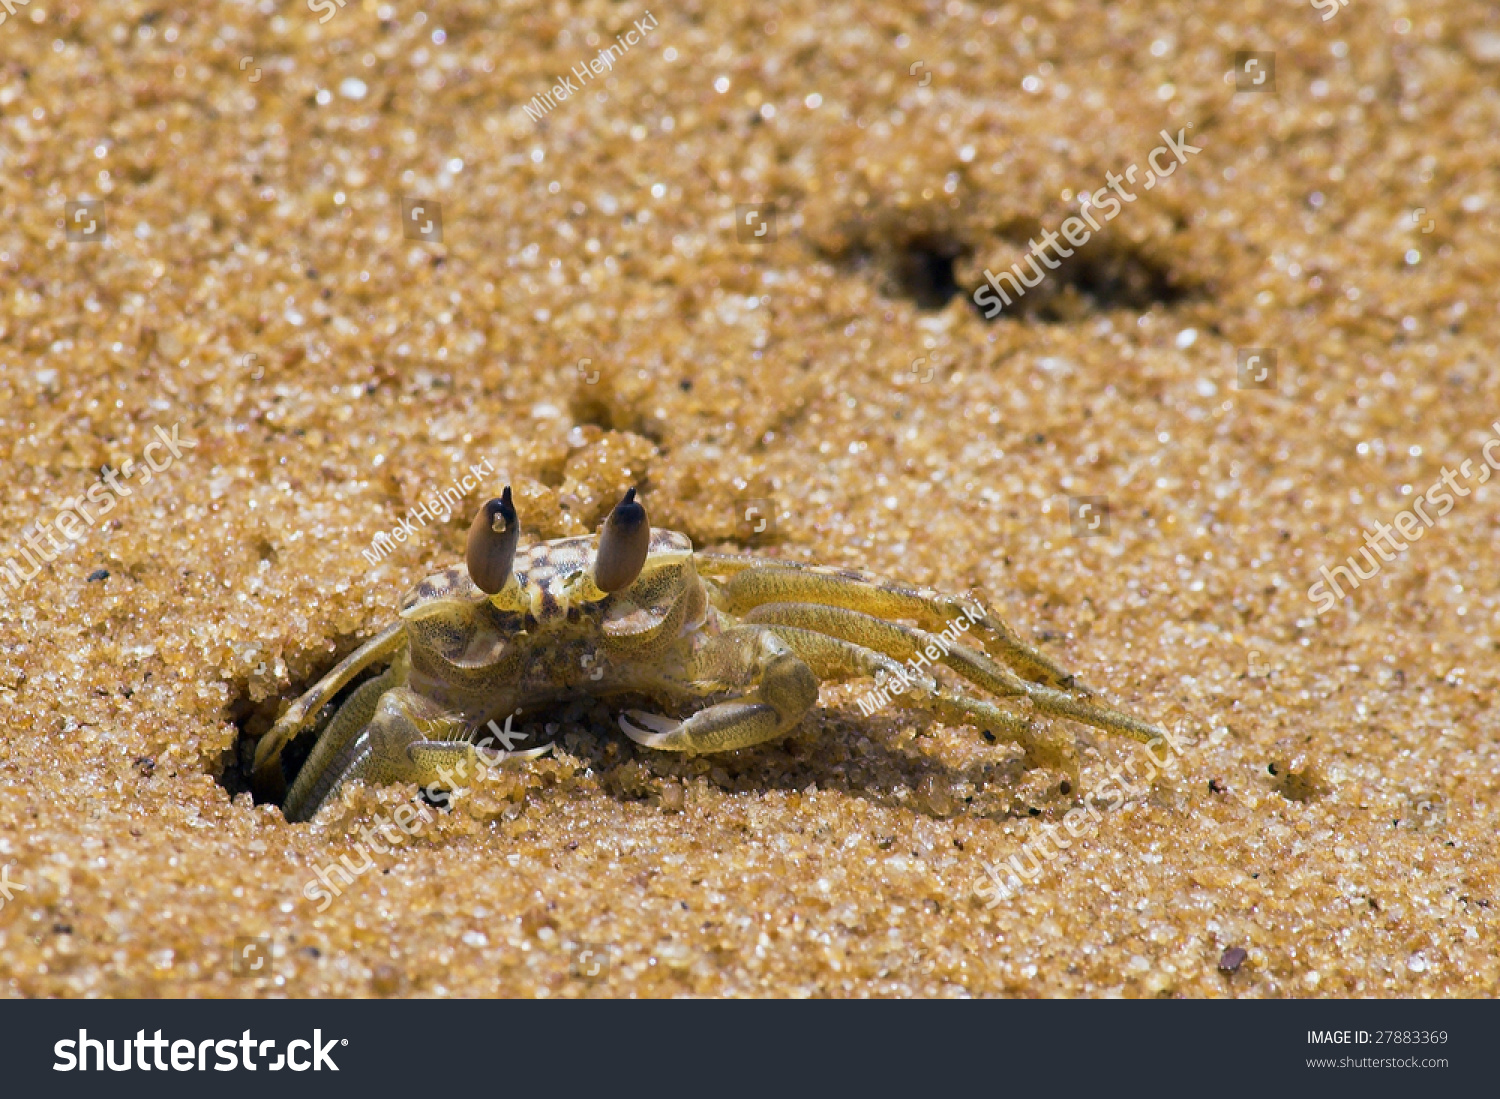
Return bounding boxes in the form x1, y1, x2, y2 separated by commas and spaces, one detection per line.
466, 486, 520, 595
593, 487, 649, 593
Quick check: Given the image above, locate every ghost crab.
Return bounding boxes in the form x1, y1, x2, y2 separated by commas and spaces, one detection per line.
253, 487, 1167, 821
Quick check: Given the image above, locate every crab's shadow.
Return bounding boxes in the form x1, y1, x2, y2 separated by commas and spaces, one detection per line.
592, 704, 1064, 823
218, 667, 1060, 826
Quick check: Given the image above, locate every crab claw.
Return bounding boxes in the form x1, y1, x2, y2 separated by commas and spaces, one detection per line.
618, 709, 681, 747
475, 742, 555, 766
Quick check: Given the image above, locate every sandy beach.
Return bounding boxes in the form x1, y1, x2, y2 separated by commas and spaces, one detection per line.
0, 0, 1497, 997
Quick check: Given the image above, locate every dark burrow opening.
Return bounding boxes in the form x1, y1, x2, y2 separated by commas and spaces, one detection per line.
890, 235, 969, 310
216, 658, 671, 816
217, 661, 389, 809
976, 239, 1198, 321
826, 225, 1198, 321
819, 232, 972, 312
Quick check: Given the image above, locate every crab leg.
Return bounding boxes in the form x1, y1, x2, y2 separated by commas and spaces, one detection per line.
278, 662, 406, 818
252, 620, 407, 797
758, 623, 1078, 776
740, 601, 1165, 747
618, 625, 819, 752
697, 553, 1079, 690
281, 682, 551, 822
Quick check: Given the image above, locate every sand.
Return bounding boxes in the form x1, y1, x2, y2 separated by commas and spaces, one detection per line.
0, 0, 1497, 997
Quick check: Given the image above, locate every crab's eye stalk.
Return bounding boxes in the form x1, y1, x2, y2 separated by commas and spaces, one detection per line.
466, 487, 520, 595
594, 487, 649, 593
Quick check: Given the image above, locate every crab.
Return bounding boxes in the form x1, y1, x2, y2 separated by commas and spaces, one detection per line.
253, 487, 1168, 822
